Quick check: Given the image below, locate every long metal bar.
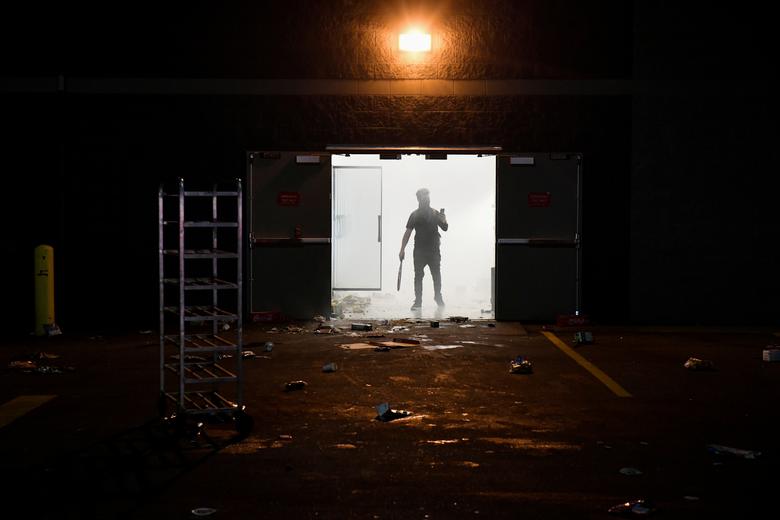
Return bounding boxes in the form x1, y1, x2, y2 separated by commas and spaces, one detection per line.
575, 154, 583, 315
158, 185, 165, 397
177, 177, 186, 410
212, 183, 218, 362
236, 177, 244, 408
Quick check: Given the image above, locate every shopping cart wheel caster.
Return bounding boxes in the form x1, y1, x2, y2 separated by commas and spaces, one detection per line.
233, 408, 254, 438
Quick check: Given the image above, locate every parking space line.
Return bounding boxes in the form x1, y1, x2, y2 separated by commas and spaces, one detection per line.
541, 331, 632, 398
0, 395, 57, 430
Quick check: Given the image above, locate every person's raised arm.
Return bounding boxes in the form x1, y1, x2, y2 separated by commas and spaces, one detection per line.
399, 228, 412, 260
437, 209, 448, 232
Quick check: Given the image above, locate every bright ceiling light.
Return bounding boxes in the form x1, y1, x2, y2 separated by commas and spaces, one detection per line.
399, 30, 431, 52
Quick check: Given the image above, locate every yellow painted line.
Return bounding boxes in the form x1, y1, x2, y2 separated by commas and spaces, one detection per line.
541, 331, 632, 398
0, 395, 56, 430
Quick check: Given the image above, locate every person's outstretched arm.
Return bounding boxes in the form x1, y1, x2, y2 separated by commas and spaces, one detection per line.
399, 228, 412, 260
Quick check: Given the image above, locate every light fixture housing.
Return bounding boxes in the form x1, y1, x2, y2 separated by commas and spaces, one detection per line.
399, 30, 431, 52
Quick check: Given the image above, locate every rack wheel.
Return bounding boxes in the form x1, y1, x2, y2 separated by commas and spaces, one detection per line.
233, 408, 254, 438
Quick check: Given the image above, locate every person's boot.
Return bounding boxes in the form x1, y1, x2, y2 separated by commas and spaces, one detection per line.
434, 295, 445, 307
410, 300, 422, 311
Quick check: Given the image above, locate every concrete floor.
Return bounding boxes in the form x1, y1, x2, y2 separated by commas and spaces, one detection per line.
1, 321, 778, 519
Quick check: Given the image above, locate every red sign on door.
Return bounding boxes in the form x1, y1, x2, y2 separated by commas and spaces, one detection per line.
277, 192, 301, 206
528, 192, 551, 208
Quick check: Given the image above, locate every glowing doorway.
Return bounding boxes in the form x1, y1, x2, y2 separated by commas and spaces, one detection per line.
331, 154, 496, 320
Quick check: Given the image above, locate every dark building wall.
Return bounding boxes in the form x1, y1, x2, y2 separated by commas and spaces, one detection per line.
2, 1, 776, 334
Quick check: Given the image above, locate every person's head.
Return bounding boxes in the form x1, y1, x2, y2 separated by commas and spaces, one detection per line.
416, 188, 430, 208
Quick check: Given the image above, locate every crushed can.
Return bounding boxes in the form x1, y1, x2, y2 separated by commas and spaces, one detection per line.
510, 355, 533, 374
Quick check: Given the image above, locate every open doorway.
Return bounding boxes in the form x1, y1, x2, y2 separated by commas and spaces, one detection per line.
331, 153, 496, 320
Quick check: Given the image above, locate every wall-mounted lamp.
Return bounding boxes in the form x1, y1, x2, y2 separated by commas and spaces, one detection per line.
399, 30, 431, 52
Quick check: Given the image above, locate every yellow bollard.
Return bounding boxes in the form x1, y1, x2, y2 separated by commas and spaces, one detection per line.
34, 245, 55, 336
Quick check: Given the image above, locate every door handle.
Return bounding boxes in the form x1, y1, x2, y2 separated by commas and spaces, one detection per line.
378, 215, 382, 242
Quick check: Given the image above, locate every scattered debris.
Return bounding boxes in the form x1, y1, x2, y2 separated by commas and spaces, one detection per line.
191, 507, 218, 517
286, 326, 304, 334
278, 434, 293, 440
390, 325, 410, 333
138, 330, 153, 335
284, 380, 308, 391
763, 346, 780, 362
608, 499, 654, 515
374, 346, 391, 352
43, 323, 62, 336
8, 360, 37, 371
352, 323, 372, 331
619, 467, 643, 476
264, 342, 274, 352
313, 315, 326, 322
333, 443, 357, 449
322, 362, 338, 373
509, 355, 533, 374
449, 316, 469, 323
430, 321, 439, 328
684, 357, 715, 371
460, 324, 477, 328
315, 324, 341, 335
706, 444, 761, 459
375, 402, 414, 422
573, 331, 594, 345
486, 323, 496, 328
242, 350, 256, 359
424, 345, 464, 351
338, 343, 377, 350
222, 323, 230, 331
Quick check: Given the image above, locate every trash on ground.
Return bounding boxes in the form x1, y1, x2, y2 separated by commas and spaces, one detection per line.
608, 499, 654, 515
509, 355, 533, 374
573, 331, 594, 345
375, 346, 391, 352
278, 434, 293, 440
191, 508, 218, 517
449, 316, 469, 323
222, 323, 230, 331
430, 321, 439, 328
619, 467, 643, 476
43, 323, 62, 336
351, 323, 372, 331
286, 326, 304, 333
313, 315, 326, 322
315, 324, 341, 335
762, 346, 780, 362
486, 323, 496, 328
242, 350, 256, 359
390, 337, 420, 345
9, 360, 38, 371
706, 444, 761, 459
284, 380, 308, 391
338, 342, 377, 350
390, 325, 410, 333
138, 330, 153, 335
423, 345, 464, 351
322, 362, 338, 372
264, 342, 274, 352
684, 357, 715, 371
375, 402, 414, 422
460, 324, 477, 328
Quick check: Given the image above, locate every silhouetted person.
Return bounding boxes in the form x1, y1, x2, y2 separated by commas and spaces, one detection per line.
399, 188, 448, 310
